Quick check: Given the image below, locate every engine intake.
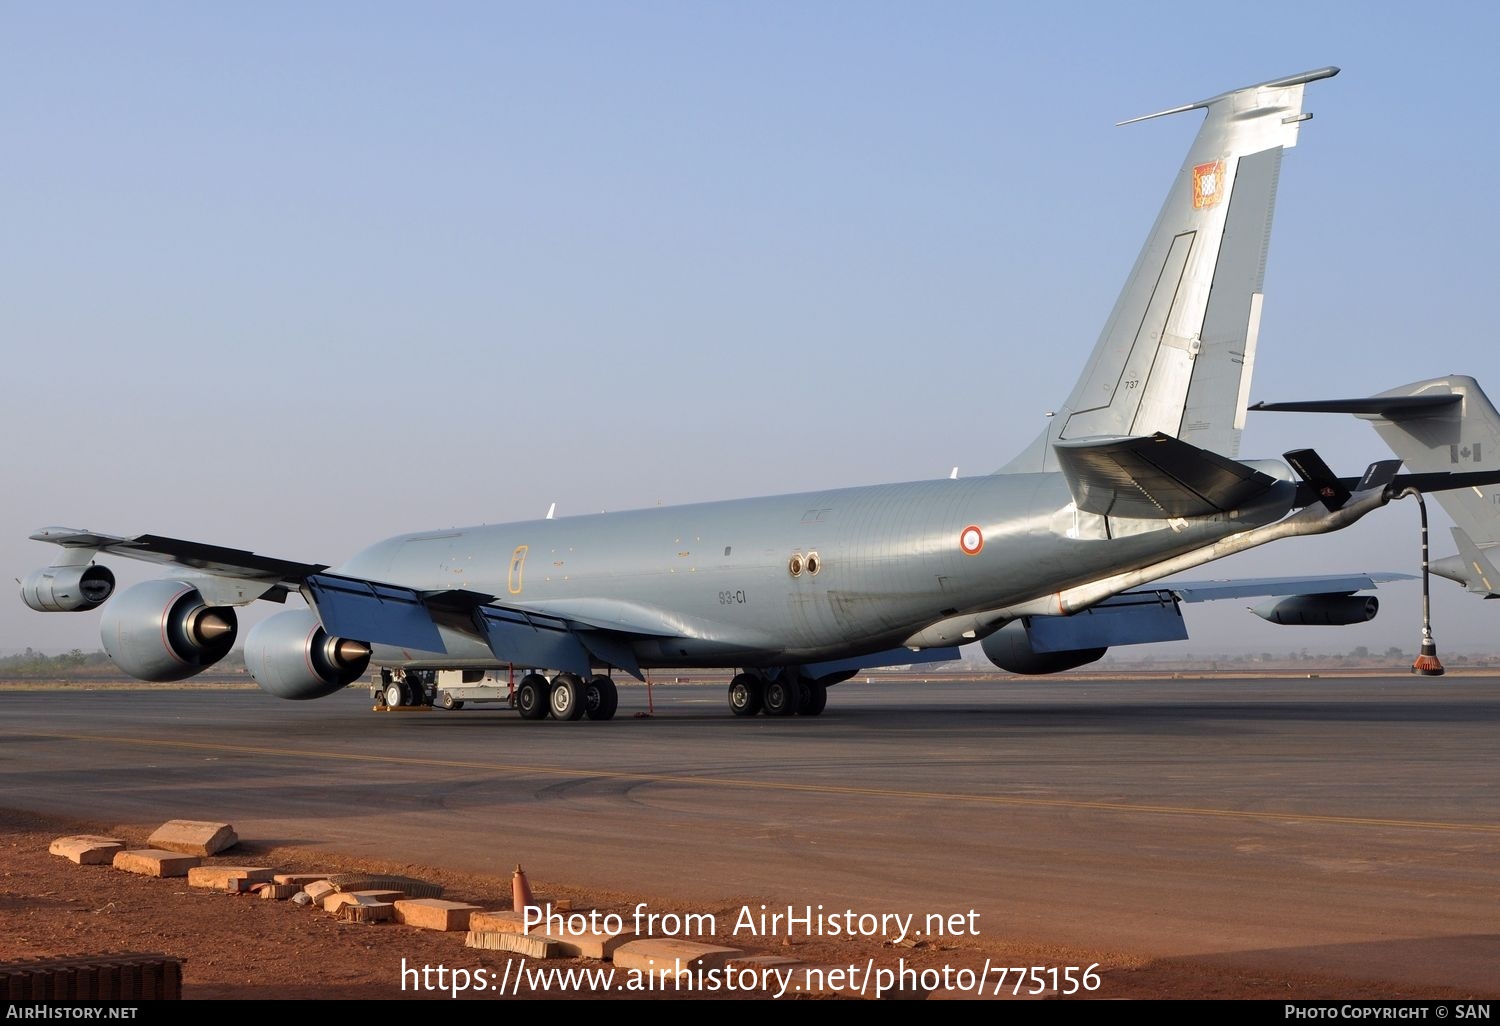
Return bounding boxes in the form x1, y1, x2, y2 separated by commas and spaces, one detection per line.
981, 621, 1107, 675
99, 580, 238, 682
20, 565, 116, 612
245, 609, 371, 700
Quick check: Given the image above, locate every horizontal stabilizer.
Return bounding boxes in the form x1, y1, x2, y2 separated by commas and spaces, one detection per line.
1053, 433, 1280, 517
1250, 395, 1460, 417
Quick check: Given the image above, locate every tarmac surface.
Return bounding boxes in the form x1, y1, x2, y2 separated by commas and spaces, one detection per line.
3, 675, 1497, 994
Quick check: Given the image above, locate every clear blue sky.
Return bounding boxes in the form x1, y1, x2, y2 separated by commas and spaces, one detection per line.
5, 2, 1498, 656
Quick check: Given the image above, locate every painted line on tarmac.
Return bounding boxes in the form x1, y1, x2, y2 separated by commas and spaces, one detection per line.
24, 730, 1500, 835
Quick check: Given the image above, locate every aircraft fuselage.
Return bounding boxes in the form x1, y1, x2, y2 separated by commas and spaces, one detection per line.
340, 472, 1296, 670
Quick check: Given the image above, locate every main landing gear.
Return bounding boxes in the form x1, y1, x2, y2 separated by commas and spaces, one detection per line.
516, 672, 619, 721
727, 672, 827, 718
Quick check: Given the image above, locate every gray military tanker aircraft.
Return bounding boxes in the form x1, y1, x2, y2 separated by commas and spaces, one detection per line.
22, 67, 1500, 720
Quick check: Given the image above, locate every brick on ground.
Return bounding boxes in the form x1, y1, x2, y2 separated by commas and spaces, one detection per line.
112, 849, 200, 878
545, 928, 636, 960
251, 882, 301, 900
394, 899, 482, 932
611, 939, 744, 977
469, 910, 529, 935
146, 820, 238, 857
340, 902, 396, 924
302, 880, 337, 905
186, 866, 276, 890
465, 932, 560, 958
48, 835, 125, 865
322, 892, 403, 913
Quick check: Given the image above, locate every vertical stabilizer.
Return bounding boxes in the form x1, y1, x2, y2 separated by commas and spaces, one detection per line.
1000, 67, 1338, 474
1364, 376, 1500, 548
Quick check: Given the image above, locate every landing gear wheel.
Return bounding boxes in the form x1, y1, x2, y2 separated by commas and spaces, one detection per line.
438, 690, 463, 711
549, 673, 586, 721
798, 681, 827, 716
727, 673, 764, 717
763, 676, 802, 717
584, 675, 618, 721
384, 682, 405, 708
516, 674, 550, 720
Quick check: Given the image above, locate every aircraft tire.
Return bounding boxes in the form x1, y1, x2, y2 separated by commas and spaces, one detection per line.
798, 681, 828, 716
516, 674, 550, 720
763, 677, 801, 717
549, 673, 587, 721
584, 675, 618, 720
384, 682, 405, 708
727, 674, 764, 717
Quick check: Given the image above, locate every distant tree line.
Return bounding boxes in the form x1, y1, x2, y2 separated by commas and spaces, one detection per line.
0, 648, 245, 679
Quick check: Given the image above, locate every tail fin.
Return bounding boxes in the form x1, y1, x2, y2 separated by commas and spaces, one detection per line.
1251, 375, 1500, 595
1364, 376, 1500, 548
1001, 67, 1338, 474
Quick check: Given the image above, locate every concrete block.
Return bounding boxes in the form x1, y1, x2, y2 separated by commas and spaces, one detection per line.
322, 892, 373, 913
251, 883, 301, 900
394, 899, 482, 932
303, 880, 337, 905
546, 928, 636, 960
465, 932, 560, 958
186, 866, 276, 890
611, 939, 744, 977
340, 902, 395, 924
327, 874, 442, 898
146, 820, 237, 857
469, 910, 530, 935
274, 873, 333, 887
112, 849, 200, 878
49, 836, 125, 865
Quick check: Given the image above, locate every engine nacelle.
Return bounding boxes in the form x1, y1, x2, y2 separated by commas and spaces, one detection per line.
981, 621, 1107, 675
245, 609, 371, 700
99, 579, 238, 682
1252, 594, 1379, 626
20, 564, 116, 612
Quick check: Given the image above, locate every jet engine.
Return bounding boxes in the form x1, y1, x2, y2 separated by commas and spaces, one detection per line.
981, 620, 1107, 675
19, 564, 116, 612
99, 579, 238, 682
245, 609, 370, 700
1252, 594, 1378, 626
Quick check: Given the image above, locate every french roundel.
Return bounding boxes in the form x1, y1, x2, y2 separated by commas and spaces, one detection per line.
959, 525, 984, 556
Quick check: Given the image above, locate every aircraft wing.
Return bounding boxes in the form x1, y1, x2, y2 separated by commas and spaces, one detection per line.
29, 527, 326, 583
304, 573, 685, 680
1022, 572, 1410, 654
29, 528, 678, 679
